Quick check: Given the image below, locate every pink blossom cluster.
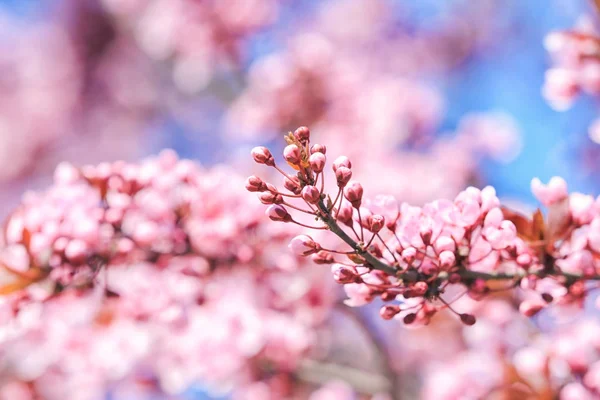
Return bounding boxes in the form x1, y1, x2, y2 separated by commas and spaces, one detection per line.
543, 16, 600, 111
517, 176, 600, 316
227, 0, 520, 203
248, 126, 600, 326
226, 0, 508, 140
0, 151, 339, 399
420, 294, 600, 400
101, 0, 282, 93
0, 14, 81, 181
0, 4, 159, 215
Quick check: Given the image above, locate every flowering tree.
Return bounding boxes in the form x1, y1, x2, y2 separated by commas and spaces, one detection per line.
0, 1, 598, 400
248, 126, 600, 397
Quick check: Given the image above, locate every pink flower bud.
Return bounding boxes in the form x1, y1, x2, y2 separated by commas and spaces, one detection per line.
309, 152, 326, 173
519, 300, 545, 317
283, 144, 302, 165
343, 181, 363, 208
402, 247, 417, 264
420, 225, 432, 245
531, 176, 568, 206
439, 250, 456, 269
259, 192, 283, 204
335, 167, 353, 187
301, 185, 321, 204
289, 235, 320, 256
412, 281, 428, 296
293, 126, 310, 142
266, 205, 291, 222
251, 146, 274, 166
459, 313, 476, 326
403, 313, 417, 325
65, 239, 89, 264
516, 253, 532, 266
433, 236, 456, 253
541, 293, 554, 303
312, 250, 334, 264
54, 162, 81, 185
332, 156, 352, 172
448, 273, 461, 283
310, 144, 326, 154
337, 202, 354, 226
245, 176, 267, 192
283, 176, 301, 194
368, 214, 385, 233
420, 261, 438, 276
332, 265, 359, 283
380, 305, 400, 320
471, 278, 487, 293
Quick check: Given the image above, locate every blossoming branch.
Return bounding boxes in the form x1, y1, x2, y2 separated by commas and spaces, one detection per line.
247, 126, 600, 325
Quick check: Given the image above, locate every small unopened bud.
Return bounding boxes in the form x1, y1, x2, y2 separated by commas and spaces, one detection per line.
569, 281, 586, 297
541, 293, 554, 303
65, 239, 89, 264
459, 313, 476, 326
439, 251, 456, 269
368, 214, 385, 233
283, 144, 302, 165
434, 237, 456, 253
516, 253, 532, 266
245, 175, 267, 192
380, 305, 401, 320
310, 144, 326, 154
369, 242, 384, 258
402, 247, 417, 264
266, 205, 291, 222
381, 292, 396, 302
420, 261, 439, 276
284, 176, 302, 195
337, 202, 354, 226
403, 313, 417, 325
344, 181, 363, 208
259, 192, 283, 205
301, 185, 321, 204
412, 281, 428, 296
293, 126, 310, 142
289, 235, 321, 256
519, 301, 545, 317
332, 265, 358, 284
332, 156, 352, 172
448, 273, 461, 284
471, 278, 487, 293
312, 250, 334, 264
420, 226, 432, 245
309, 152, 326, 173
336, 167, 352, 187
251, 146, 274, 166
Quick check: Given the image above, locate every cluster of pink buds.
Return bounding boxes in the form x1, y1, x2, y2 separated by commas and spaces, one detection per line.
543, 23, 600, 111
248, 127, 600, 325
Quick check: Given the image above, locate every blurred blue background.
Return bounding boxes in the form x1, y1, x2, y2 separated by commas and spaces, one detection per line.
0, 0, 597, 205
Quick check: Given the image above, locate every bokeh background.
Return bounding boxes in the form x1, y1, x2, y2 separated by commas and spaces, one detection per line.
0, 0, 599, 399
0, 0, 598, 208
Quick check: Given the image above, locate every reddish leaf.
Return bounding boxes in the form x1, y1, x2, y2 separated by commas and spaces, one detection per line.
531, 209, 545, 242
545, 197, 571, 245
0, 278, 33, 295
501, 207, 534, 240
22, 227, 32, 248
